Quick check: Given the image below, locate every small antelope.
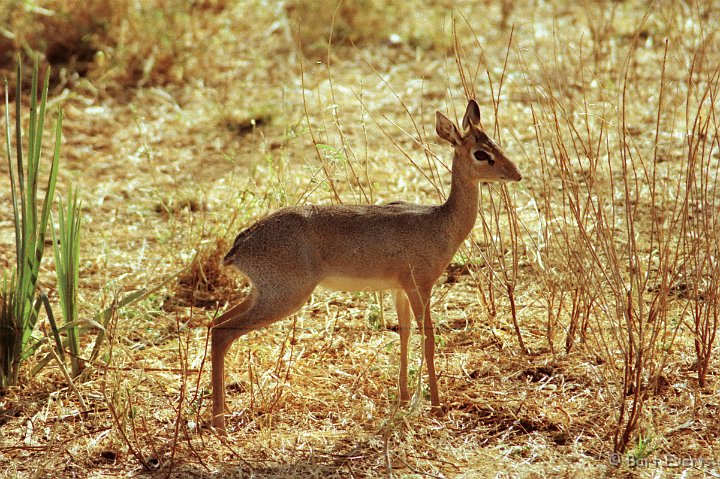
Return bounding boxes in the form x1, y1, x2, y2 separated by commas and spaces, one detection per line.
212, 99, 522, 431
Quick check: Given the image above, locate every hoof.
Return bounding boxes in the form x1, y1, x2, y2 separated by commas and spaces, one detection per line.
430, 405, 446, 417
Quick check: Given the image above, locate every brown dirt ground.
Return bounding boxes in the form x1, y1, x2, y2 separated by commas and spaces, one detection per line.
1, 1, 720, 478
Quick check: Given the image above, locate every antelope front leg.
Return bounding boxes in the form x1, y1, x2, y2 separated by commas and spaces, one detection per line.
406, 285, 442, 415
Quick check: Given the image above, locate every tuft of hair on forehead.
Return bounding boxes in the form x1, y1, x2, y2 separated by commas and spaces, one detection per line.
473, 129, 503, 152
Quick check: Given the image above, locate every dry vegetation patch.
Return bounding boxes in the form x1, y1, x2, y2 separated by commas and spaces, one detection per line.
172, 236, 246, 309
1, 0, 720, 478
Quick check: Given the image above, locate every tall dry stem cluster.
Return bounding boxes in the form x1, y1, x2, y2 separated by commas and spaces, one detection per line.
451, 23, 529, 353
682, 60, 720, 390
523, 30, 720, 451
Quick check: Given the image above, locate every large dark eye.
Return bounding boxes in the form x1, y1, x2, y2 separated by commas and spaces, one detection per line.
474, 150, 494, 164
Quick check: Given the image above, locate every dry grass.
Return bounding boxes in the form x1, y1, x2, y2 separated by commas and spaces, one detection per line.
173, 236, 246, 309
0, 0, 234, 91
1, 0, 720, 477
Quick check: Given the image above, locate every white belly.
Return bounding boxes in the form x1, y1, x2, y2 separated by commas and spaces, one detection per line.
319, 275, 401, 292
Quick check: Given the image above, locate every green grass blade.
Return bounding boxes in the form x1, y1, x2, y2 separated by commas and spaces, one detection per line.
28, 57, 37, 173
17, 296, 43, 363
35, 64, 50, 154
14, 55, 25, 223
35, 106, 61, 277
40, 293, 65, 364
4, 77, 21, 269
68, 193, 82, 376
32, 65, 51, 197
13, 58, 26, 302
52, 207, 63, 298
26, 58, 38, 251
52, 205, 68, 332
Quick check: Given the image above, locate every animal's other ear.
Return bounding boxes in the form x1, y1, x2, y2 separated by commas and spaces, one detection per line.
461, 99, 481, 131
436, 111, 463, 146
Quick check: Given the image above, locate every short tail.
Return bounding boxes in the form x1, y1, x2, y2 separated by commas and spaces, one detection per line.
223, 222, 258, 266
222, 247, 236, 266
223, 232, 247, 266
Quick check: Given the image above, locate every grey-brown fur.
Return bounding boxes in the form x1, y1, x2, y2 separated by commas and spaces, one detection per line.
211, 99, 522, 432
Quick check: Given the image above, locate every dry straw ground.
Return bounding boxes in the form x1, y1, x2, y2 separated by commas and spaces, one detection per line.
1, 0, 720, 477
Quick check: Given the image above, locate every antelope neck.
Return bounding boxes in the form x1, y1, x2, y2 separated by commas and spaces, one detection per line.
440, 155, 480, 249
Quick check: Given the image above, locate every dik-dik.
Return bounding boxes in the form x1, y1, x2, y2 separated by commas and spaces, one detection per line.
212, 99, 522, 431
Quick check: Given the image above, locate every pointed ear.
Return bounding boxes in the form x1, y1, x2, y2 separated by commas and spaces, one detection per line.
436, 111, 463, 145
461, 99, 481, 131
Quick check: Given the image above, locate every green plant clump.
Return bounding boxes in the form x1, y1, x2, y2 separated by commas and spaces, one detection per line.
0, 57, 62, 388
52, 188, 83, 378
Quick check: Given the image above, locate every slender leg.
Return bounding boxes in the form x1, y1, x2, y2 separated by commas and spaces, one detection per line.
211, 297, 257, 432
211, 285, 313, 432
406, 284, 442, 414
393, 290, 411, 403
